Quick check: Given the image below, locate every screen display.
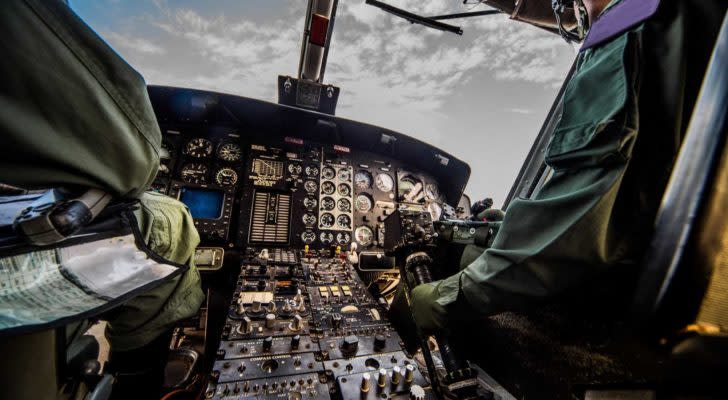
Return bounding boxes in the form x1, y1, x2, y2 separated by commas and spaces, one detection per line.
179, 188, 224, 219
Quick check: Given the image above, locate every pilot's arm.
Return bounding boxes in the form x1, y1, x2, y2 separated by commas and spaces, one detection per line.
410, 0, 725, 333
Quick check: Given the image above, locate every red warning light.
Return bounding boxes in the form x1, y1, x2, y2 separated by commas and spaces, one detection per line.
309, 13, 329, 47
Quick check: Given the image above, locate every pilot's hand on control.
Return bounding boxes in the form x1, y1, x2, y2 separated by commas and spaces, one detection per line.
410, 282, 448, 334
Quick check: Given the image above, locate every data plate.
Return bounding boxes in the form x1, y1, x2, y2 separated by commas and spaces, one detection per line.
214, 352, 323, 383
219, 336, 318, 360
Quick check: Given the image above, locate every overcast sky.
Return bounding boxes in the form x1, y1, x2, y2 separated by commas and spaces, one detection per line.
70, 0, 575, 207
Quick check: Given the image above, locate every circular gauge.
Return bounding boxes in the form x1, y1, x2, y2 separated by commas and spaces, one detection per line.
354, 171, 373, 190
320, 232, 334, 245
321, 197, 336, 211
355, 194, 374, 212
288, 163, 302, 175
215, 167, 238, 186
217, 142, 241, 162
375, 173, 394, 192
180, 163, 208, 183
336, 214, 351, 229
304, 180, 318, 194
399, 175, 423, 201
338, 183, 351, 197
320, 213, 335, 228
301, 231, 316, 245
355, 226, 374, 246
336, 232, 351, 245
302, 213, 317, 226
425, 183, 440, 201
321, 166, 336, 180
185, 138, 213, 158
321, 181, 336, 195
338, 168, 351, 182
303, 197, 318, 209
428, 202, 443, 221
305, 165, 319, 177
338, 198, 351, 212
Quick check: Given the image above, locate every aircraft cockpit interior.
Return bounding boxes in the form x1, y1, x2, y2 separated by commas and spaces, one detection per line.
1, 1, 727, 400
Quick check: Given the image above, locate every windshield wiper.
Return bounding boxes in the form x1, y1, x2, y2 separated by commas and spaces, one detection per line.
364, 0, 502, 35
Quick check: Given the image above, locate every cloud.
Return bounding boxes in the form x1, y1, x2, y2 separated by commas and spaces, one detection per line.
103, 32, 166, 55
83, 0, 575, 205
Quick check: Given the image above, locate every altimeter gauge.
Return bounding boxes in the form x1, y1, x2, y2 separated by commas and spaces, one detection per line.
217, 142, 242, 162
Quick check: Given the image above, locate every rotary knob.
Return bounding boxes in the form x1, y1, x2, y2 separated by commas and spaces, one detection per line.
341, 335, 359, 356
291, 334, 301, 350
262, 336, 273, 352
265, 313, 276, 329
373, 334, 386, 352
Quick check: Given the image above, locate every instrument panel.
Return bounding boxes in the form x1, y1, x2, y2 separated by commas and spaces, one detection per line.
151, 132, 451, 252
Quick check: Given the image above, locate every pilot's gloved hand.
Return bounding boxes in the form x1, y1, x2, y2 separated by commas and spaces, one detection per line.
410, 282, 449, 334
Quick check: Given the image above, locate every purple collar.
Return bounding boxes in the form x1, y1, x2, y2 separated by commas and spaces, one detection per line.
581, 0, 661, 51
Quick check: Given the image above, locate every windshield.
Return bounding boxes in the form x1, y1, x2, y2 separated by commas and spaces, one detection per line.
71, 0, 575, 206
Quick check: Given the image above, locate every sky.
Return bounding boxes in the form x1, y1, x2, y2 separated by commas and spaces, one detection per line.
69, 0, 576, 207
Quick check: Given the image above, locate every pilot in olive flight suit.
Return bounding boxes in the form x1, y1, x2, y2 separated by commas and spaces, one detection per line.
407, 0, 726, 342
0, 0, 204, 398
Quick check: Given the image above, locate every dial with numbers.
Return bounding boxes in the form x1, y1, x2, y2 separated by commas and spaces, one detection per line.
337, 198, 351, 212
180, 163, 208, 184
320, 232, 334, 244
336, 214, 351, 229
375, 173, 394, 192
214, 168, 238, 186
337, 183, 351, 197
288, 163, 302, 175
321, 197, 336, 211
321, 166, 336, 180
336, 232, 351, 245
217, 142, 242, 162
320, 213, 335, 228
185, 138, 213, 158
321, 181, 336, 195
354, 171, 373, 189
355, 226, 374, 246
304, 180, 318, 194
305, 165, 319, 177
302, 213, 317, 226
301, 231, 316, 244
303, 197, 318, 209
337, 168, 351, 182
355, 194, 373, 212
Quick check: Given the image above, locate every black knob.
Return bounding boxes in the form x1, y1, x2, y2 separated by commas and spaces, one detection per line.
257, 280, 266, 291
262, 336, 273, 352
291, 334, 301, 350
330, 313, 343, 329
341, 335, 359, 355
373, 334, 386, 352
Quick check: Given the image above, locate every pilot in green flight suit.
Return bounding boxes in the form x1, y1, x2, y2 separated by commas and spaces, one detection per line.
407, 0, 726, 339
0, 0, 204, 398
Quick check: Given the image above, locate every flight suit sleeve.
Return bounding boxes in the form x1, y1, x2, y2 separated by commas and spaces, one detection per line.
104, 192, 205, 351
412, 31, 642, 333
